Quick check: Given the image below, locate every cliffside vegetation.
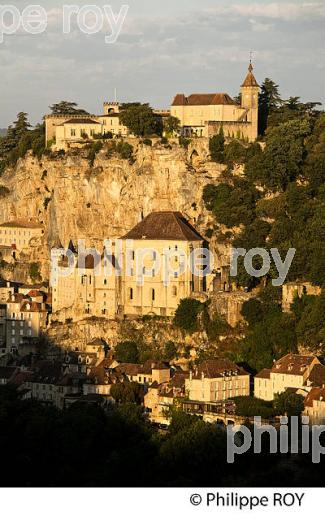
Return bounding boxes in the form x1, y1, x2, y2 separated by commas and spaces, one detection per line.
204, 80, 324, 368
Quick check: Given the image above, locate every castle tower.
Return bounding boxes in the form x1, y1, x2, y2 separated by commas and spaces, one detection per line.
240, 62, 260, 140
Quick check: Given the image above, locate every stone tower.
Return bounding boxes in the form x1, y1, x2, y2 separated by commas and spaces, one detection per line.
240, 62, 260, 140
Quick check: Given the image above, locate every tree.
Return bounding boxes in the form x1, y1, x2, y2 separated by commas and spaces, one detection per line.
209, 129, 225, 162
164, 115, 180, 136
258, 78, 282, 135
110, 381, 144, 405
49, 101, 89, 115
173, 298, 204, 333
115, 341, 139, 363
119, 103, 160, 137
273, 390, 304, 417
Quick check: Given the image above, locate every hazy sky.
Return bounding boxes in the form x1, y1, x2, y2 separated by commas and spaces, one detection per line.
1, 0, 324, 126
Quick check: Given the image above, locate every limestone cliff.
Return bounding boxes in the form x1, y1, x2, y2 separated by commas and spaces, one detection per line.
0, 138, 229, 281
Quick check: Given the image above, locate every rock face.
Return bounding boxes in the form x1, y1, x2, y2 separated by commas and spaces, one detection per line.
0, 138, 228, 279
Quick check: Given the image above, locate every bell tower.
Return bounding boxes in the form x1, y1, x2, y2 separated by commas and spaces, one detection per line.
240, 62, 260, 140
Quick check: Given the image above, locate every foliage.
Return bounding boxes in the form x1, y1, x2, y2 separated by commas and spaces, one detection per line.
164, 341, 178, 361
178, 136, 191, 148
233, 396, 275, 419
173, 298, 204, 333
29, 262, 41, 281
116, 141, 134, 161
209, 129, 225, 162
164, 116, 180, 136
87, 140, 103, 166
115, 341, 139, 363
142, 138, 152, 146
49, 101, 89, 115
0, 185, 10, 198
273, 390, 304, 417
119, 103, 161, 137
0, 114, 46, 167
110, 381, 144, 405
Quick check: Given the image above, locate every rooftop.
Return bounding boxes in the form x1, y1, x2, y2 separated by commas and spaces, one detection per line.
172, 93, 237, 106
121, 211, 205, 241
0, 219, 43, 229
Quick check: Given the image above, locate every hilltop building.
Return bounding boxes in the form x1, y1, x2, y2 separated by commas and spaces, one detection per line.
51, 211, 208, 320
171, 63, 259, 141
0, 219, 44, 253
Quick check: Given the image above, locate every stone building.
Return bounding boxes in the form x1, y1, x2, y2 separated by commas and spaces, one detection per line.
170, 63, 259, 142
119, 211, 207, 317
0, 219, 44, 252
5, 293, 48, 355
185, 359, 250, 402
51, 211, 208, 319
254, 354, 322, 401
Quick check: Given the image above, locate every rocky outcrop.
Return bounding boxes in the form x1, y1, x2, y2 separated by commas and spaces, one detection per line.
0, 138, 228, 280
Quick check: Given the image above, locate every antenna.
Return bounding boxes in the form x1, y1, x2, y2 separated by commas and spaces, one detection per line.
249, 50, 253, 64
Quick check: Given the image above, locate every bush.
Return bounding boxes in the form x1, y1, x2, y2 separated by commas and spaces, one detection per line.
209, 131, 225, 162
142, 138, 152, 146
29, 262, 41, 281
87, 141, 103, 166
178, 136, 191, 149
174, 298, 204, 333
116, 141, 134, 161
0, 185, 10, 198
233, 396, 274, 419
115, 341, 139, 363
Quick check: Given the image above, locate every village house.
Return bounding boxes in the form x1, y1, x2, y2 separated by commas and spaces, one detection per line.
185, 359, 250, 403
0, 219, 44, 252
254, 353, 322, 401
282, 281, 322, 312
144, 370, 188, 425
4, 292, 48, 356
170, 63, 259, 142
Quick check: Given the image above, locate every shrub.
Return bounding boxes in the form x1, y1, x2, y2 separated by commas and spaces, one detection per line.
116, 141, 134, 161
0, 185, 10, 198
233, 396, 275, 419
29, 262, 41, 281
115, 341, 139, 363
209, 131, 225, 162
178, 136, 191, 149
142, 138, 152, 146
174, 298, 204, 333
43, 197, 51, 210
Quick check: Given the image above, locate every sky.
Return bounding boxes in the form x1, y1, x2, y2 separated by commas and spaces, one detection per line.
1, 0, 325, 127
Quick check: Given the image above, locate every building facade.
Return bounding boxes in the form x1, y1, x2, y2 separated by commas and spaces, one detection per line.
170, 63, 259, 142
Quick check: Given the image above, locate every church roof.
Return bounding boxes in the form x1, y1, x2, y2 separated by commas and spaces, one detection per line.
121, 211, 205, 241
172, 93, 237, 106
241, 63, 259, 88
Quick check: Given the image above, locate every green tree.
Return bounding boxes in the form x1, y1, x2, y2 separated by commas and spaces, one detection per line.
173, 298, 204, 333
110, 381, 144, 405
209, 129, 225, 162
115, 341, 139, 363
119, 103, 160, 136
49, 101, 89, 115
273, 390, 304, 417
164, 115, 180, 136
258, 78, 282, 134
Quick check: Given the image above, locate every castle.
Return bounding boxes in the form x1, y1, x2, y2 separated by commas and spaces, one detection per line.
45, 63, 259, 150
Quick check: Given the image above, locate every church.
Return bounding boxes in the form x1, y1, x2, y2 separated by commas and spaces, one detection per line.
170, 63, 259, 142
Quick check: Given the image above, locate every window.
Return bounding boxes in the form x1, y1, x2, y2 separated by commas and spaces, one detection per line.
172, 286, 177, 297
129, 288, 133, 300
151, 289, 155, 301
104, 279, 107, 285
71, 129, 76, 137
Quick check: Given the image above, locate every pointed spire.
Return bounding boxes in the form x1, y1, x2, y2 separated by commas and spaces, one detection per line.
241, 62, 259, 88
